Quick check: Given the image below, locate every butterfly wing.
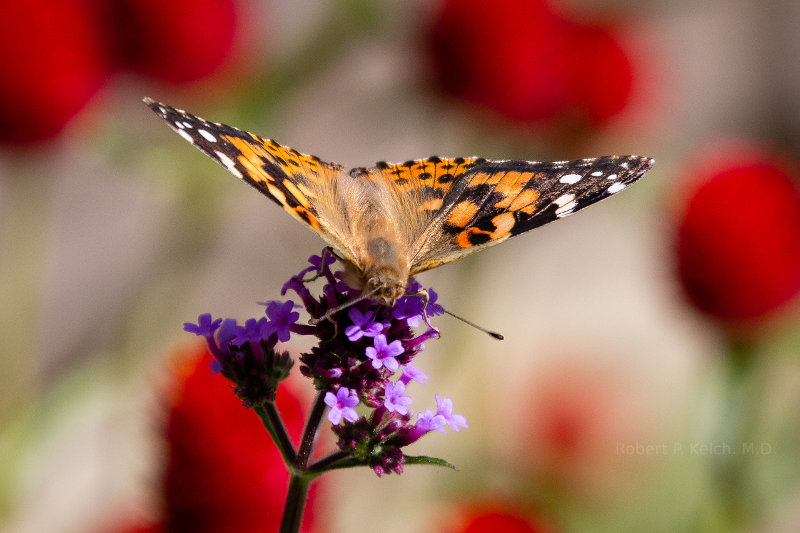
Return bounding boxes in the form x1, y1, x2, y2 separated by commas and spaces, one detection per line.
407, 155, 654, 274
145, 98, 366, 265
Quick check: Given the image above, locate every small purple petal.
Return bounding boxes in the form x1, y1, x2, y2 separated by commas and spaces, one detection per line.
264, 300, 300, 342
426, 289, 444, 316
400, 362, 429, 385
232, 317, 268, 346
345, 308, 384, 342
365, 335, 404, 371
215, 318, 239, 348
416, 410, 446, 433
392, 296, 423, 327
384, 381, 413, 415
325, 387, 360, 425
435, 394, 468, 432
184, 314, 222, 337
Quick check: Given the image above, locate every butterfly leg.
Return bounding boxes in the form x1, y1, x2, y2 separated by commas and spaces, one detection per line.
299, 246, 340, 283
406, 288, 441, 337
308, 285, 382, 327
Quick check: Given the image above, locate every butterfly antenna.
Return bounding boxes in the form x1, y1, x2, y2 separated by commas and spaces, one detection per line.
441, 307, 504, 340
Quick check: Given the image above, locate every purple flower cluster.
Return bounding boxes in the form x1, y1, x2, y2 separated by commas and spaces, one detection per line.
184, 248, 466, 476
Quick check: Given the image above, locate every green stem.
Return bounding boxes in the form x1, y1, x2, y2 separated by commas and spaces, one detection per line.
279, 473, 311, 533
308, 450, 351, 473
297, 391, 328, 467
279, 392, 329, 533
254, 403, 297, 465
714, 338, 759, 531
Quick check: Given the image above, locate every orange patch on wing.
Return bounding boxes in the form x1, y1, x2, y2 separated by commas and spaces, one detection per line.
508, 189, 540, 211
490, 212, 515, 238
283, 179, 310, 208
266, 182, 287, 205
390, 165, 411, 182
492, 175, 528, 208
293, 206, 321, 230
419, 198, 444, 211
455, 212, 515, 248
223, 135, 273, 184
455, 227, 489, 248
447, 200, 480, 228
466, 171, 493, 187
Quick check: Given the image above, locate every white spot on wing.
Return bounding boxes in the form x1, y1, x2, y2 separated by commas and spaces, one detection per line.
559, 173, 582, 184
177, 129, 194, 144
607, 173, 618, 180
607, 181, 627, 194
553, 193, 578, 217
591, 171, 603, 177
198, 129, 217, 142
556, 203, 578, 217
216, 151, 243, 179
554, 193, 575, 207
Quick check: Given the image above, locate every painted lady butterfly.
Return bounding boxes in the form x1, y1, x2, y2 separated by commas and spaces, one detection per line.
145, 98, 653, 306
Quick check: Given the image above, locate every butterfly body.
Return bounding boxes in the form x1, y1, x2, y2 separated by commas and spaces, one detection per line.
145, 98, 654, 305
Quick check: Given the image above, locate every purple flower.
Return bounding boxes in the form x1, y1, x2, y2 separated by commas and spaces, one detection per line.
263, 300, 300, 342
384, 381, 413, 415
215, 318, 239, 348
400, 362, 429, 385
232, 317, 269, 346
325, 387, 360, 425
294, 252, 336, 280
365, 334, 404, 371
406, 278, 423, 293
184, 247, 456, 477
435, 394, 468, 432
416, 410, 446, 432
392, 296, 424, 327
184, 313, 222, 337
426, 288, 444, 317
345, 308, 384, 341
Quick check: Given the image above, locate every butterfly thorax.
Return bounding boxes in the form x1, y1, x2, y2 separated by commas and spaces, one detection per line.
355, 235, 409, 306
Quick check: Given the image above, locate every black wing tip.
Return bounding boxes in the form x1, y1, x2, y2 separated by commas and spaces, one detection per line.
142, 97, 179, 122
630, 155, 655, 179
143, 96, 165, 113
631, 155, 655, 169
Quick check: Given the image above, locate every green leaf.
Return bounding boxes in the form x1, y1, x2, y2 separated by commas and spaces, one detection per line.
403, 455, 458, 470
309, 454, 457, 476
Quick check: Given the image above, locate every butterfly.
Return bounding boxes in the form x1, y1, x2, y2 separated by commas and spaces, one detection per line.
145, 97, 653, 306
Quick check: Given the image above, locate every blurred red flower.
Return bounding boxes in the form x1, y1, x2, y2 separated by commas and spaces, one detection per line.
0, 0, 110, 144
517, 356, 651, 498
426, 0, 634, 128
676, 146, 800, 327
565, 23, 633, 125
445, 502, 548, 533
0, 0, 244, 146
109, 0, 240, 84
109, 345, 317, 533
